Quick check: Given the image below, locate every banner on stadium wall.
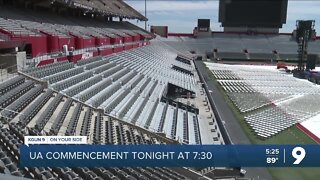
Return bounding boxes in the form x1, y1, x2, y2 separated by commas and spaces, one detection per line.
20, 144, 320, 167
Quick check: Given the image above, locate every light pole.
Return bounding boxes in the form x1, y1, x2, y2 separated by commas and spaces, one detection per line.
145, 0, 147, 30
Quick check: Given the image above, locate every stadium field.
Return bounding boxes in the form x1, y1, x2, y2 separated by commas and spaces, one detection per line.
204, 61, 320, 180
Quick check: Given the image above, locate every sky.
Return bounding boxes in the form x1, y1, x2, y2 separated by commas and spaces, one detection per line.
125, 0, 320, 33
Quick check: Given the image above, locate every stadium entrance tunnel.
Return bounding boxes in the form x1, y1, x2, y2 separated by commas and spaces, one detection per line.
176, 55, 191, 65
166, 83, 195, 98
171, 65, 194, 76
162, 83, 198, 114
160, 96, 199, 114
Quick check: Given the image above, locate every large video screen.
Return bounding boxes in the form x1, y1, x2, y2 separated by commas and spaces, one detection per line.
219, 0, 288, 28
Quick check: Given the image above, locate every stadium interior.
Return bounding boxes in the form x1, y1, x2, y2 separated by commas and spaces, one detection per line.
0, 0, 319, 180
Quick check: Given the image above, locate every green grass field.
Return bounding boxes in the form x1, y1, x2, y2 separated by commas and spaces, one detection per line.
203, 62, 320, 180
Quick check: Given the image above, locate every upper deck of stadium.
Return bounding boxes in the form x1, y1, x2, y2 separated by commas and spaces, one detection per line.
160, 33, 320, 61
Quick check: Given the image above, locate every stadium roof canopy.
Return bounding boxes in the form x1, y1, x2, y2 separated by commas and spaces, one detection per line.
45, 0, 147, 21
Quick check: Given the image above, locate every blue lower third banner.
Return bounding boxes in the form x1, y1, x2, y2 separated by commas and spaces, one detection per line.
20, 145, 320, 167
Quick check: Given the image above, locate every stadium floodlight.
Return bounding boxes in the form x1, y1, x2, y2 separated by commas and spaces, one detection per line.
295, 20, 315, 43
144, 0, 147, 30
293, 20, 315, 77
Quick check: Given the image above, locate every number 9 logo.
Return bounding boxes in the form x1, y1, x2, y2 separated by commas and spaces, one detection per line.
292, 147, 306, 165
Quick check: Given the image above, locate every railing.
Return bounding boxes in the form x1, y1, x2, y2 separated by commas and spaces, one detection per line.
10, 31, 41, 37
193, 60, 232, 145
0, 27, 41, 37
98, 44, 114, 49
26, 51, 66, 67
72, 47, 97, 55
